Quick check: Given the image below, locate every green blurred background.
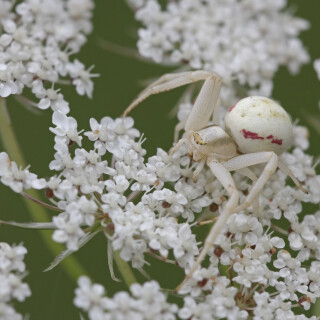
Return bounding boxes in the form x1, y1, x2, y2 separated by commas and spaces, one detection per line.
0, 1, 320, 318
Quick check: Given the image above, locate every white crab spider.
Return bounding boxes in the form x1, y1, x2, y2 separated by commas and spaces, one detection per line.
122, 70, 307, 292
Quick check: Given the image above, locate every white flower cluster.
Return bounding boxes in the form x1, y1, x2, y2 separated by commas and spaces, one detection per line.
129, 0, 309, 104
1, 108, 319, 317
39, 113, 200, 270
0, 242, 31, 320
75, 274, 318, 320
0, 0, 96, 113
0, 152, 46, 193
74, 277, 178, 320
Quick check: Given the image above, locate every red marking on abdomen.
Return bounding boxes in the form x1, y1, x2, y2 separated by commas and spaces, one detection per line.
228, 102, 238, 112
241, 129, 265, 140
271, 138, 282, 145
241, 130, 283, 145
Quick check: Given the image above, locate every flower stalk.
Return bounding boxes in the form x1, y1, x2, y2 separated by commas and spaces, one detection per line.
113, 250, 138, 287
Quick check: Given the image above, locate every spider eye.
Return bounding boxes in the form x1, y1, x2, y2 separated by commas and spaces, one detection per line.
193, 131, 207, 145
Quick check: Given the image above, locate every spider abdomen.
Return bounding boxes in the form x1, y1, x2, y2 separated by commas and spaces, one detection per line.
224, 96, 293, 155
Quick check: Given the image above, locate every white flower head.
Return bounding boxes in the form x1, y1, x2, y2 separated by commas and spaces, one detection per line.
0, 0, 95, 111
132, 0, 309, 105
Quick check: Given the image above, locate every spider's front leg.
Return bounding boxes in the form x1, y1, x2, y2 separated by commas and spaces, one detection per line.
175, 161, 240, 292
122, 71, 222, 136
170, 72, 223, 155
123, 70, 213, 116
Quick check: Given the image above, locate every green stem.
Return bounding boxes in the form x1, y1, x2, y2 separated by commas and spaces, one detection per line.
0, 97, 87, 282
113, 250, 137, 287
0, 98, 25, 165
314, 299, 320, 318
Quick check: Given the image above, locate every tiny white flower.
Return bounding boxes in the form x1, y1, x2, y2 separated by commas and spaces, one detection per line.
50, 111, 82, 146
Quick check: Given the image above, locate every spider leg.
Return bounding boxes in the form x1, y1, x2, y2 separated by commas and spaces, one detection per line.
185, 74, 222, 131
222, 152, 278, 212
168, 137, 189, 155
123, 71, 212, 116
235, 167, 257, 184
174, 73, 222, 140
122, 71, 222, 128
192, 159, 206, 182
175, 161, 239, 292
277, 159, 307, 193
223, 152, 307, 213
